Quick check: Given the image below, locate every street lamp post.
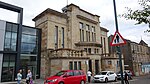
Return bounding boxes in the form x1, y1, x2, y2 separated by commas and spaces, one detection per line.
113, 0, 124, 84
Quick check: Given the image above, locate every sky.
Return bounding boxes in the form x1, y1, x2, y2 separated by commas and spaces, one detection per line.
0, 0, 149, 46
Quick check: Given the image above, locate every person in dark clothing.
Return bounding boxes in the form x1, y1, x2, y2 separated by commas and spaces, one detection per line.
124, 71, 129, 84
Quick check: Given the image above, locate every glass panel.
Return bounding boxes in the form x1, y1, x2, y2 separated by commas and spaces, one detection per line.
78, 62, 81, 70
22, 26, 36, 35
2, 54, 16, 82
22, 34, 36, 43
6, 23, 12, 31
11, 43, 16, 51
12, 32, 17, 39
21, 43, 37, 54
12, 24, 18, 32
74, 62, 77, 70
69, 62, 73, 70
4, 38, 11, 51
5, 32, 11, 38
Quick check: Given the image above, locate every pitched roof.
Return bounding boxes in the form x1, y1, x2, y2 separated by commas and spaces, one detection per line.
139, 40, 148, 46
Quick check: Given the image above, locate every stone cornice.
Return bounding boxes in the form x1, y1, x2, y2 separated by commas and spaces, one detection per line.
75, 42, 102, 47
33, 8, 68, 21
49, 56, 90, 59
76, 15, 98, 24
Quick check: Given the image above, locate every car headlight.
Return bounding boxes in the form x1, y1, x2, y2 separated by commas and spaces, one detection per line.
51, 79, 58, 82
46, 79, 58, 82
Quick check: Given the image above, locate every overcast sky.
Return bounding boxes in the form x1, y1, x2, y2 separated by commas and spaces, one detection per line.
0, 0, 149, 46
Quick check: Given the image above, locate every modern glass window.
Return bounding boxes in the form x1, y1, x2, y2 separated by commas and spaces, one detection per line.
4, 23, 18, 51
62, 27, 64, 48
21, 26, 38, 54
1, 54, 16, 82
22, 26, 37, 35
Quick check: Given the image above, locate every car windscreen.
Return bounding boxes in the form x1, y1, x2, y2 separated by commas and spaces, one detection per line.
55, 71, 66, 76
98, 72, 107, 75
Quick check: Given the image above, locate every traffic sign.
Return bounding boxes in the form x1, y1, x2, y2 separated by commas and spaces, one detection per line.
110, 31, 126, 46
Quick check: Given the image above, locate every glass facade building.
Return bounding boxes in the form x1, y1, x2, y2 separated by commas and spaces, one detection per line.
0, 21, 41, 82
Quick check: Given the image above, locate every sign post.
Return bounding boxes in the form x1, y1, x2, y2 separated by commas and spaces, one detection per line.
111, 0, 126, 84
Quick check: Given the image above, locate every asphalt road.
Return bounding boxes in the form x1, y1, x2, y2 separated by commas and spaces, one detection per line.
88, 74, 150, 84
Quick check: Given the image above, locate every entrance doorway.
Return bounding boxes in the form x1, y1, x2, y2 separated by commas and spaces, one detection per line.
95, 60, 99, 74
20, 65, 36, 79
88, 60, 92, 72
20, 55, 37, 79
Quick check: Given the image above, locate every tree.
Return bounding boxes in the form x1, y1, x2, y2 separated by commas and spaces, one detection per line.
121, 0, 150, 28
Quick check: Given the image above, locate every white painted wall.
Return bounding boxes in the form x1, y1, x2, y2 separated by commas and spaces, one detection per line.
0, 20, 6, 51
0, 20, 6, 82
0, 54, 3, 82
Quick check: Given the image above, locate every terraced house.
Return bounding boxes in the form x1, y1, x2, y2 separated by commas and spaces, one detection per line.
33, 4, 110, 78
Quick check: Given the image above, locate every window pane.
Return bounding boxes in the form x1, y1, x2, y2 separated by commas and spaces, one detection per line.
21, 43, 37, 54
6, 23, 12, 31
79, 22, 83, 29
69, 62, 73, 70
12, 32, 17, 39
74, 62, 77, 70
4, 38, 11, 51
5, 32, 11, 38
22, 34, 36, 43
78, 62, 81, 70
12, 24, 18, 32
11, 42, 16, 51
22, 26, 36, 35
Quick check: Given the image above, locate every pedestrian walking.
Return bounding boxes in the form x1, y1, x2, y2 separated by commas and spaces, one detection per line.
26, 69, 32, 84
87, 70, 92, 83
17, 69, 22, 84
124, 71, 129, 84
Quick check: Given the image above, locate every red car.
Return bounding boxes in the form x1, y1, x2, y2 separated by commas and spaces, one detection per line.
44, 70, 86, 84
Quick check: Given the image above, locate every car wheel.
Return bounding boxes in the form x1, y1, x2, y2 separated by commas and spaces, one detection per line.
59, 82, 64, 84
115, 77, 117, 82
80, 80, 85, 84
105, 78, 108, 83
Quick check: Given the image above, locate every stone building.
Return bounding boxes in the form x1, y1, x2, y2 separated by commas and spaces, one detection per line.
107, 35, 124, 73
33, 4, 105, 78
120, 39, 150, 76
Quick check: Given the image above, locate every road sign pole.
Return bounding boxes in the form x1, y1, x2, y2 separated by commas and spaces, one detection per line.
113, 0, 124, 84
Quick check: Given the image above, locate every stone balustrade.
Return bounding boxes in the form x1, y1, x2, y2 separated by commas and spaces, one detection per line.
49, 48, 88, 58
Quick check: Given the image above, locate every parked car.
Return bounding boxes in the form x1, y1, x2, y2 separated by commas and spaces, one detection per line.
117, 70, 132, 80
93, 71, 117, 83
44, 70, 86, 84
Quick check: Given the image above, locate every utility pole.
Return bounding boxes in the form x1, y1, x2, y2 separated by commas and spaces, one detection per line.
113, 0, 124, 84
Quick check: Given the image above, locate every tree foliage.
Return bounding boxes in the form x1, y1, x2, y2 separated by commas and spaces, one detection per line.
121, 0, 150, 27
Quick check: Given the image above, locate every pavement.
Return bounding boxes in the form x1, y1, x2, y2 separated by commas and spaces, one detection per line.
0, 79, 44, 84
